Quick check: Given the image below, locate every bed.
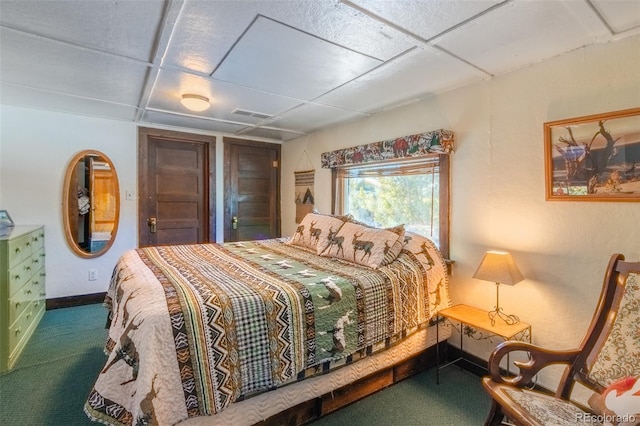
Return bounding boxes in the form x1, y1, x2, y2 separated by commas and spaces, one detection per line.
85, 213, 452, 425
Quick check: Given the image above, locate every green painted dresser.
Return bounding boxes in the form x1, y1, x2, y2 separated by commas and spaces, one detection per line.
0, 225, 46, 372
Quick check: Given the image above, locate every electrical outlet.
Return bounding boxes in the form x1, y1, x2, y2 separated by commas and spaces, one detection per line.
89, 269, 98, 281
125, 190, 134, 201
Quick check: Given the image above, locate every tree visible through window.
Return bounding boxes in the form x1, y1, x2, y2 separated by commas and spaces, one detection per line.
337, 157, 441, 247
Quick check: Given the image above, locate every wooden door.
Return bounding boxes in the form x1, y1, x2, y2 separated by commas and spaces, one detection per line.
90, 159, 117, 234
224, 138, 280, 242
138, 128, 215, 247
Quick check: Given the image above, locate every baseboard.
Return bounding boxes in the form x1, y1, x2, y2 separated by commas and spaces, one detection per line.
46, 292, 106, 310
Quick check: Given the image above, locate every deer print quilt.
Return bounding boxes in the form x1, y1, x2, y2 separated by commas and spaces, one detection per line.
85, 236, 450, 425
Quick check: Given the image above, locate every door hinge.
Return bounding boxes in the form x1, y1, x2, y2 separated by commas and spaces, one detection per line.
272, 160, 279, 168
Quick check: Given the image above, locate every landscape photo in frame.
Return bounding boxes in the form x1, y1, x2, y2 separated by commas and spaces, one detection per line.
544, 107, 640, 201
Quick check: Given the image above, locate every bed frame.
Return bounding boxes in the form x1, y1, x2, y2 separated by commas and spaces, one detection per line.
256, 341, 445, 425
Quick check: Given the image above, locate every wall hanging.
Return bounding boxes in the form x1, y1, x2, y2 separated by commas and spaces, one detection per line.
294, 151, 315, 223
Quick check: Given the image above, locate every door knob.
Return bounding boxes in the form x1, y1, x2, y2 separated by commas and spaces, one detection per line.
232, 216, 238, 230
148, 217, 157, 233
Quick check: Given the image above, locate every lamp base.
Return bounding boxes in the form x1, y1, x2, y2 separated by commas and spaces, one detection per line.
488, 307, 520, 326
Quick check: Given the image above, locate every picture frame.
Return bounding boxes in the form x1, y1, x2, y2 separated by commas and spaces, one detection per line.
544, 107, 640, 201
0, 210, 14, 229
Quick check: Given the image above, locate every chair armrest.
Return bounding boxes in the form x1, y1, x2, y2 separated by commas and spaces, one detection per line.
487, 340, 581, 387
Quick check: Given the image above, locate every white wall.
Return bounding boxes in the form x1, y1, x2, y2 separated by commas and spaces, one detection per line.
0, 108, 138, 298
0, 107, 275, 299
281, 34, 640, 389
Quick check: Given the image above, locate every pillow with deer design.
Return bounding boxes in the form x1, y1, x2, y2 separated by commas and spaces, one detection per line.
345, 218, 405, 266
319, 221, 402, 269
289, 213, 347, 251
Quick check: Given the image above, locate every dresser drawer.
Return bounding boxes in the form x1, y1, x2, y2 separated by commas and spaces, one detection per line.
30, 247, 45, 273
30, 267, 46, 302
7, 233, 32, 265
8, 284, 32, 325
30, 230, 45, 251
8, 305, 36, 354
8, 257, 35, 298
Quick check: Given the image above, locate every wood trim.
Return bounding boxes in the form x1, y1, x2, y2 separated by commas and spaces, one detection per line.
137, 127, 216, 244
331, 168, 337, 215
438, 154, 450, 260
330, 154, 451, 259
223, 137, 282, 241
254, 341, 446, 425
46, 292, 106, 310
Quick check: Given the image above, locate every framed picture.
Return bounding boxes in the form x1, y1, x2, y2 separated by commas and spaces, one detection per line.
0, 210, 14, 228
544, 107, 640, 201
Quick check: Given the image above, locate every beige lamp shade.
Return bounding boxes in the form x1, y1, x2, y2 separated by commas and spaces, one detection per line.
180, 94, 210, 112
473, 251, 524, 286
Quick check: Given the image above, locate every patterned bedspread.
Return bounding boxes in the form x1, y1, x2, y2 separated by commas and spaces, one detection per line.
85, 237, 450, 425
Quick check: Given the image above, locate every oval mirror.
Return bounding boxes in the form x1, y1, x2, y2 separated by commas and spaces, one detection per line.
62, 150, 120, 258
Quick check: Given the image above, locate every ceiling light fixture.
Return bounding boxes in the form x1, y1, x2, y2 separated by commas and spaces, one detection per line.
181, 94, 210, 112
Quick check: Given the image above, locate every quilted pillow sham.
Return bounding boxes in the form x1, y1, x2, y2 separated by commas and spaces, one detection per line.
289, 213, 347, 251
319, 221, 403, 269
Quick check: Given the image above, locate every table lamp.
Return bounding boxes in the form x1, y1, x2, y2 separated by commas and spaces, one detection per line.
473, 250, 524, 326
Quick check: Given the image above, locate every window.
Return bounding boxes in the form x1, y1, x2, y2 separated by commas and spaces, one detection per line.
333, 155, 450, 256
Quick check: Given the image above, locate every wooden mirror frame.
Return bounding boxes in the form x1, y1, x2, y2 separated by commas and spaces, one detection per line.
62, 150, 120, 258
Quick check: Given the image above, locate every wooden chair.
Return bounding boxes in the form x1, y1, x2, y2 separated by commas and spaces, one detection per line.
482, 253, 640, 426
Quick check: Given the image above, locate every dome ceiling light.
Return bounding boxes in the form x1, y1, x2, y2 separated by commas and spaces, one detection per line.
181, 94, 210, 112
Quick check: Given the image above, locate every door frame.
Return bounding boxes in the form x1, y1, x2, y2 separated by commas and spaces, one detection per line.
138, 127, 216, 245
223, 137, 281, 241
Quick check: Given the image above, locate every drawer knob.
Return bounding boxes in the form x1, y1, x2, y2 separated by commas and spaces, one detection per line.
14, 274, 20, 280
15, 328, 21, 335
15, 247, 20, 254
15, 302, 21, 308
26, 290, 32, 295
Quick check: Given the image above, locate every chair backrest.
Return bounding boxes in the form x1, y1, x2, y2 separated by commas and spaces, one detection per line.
562, 254, 640, 396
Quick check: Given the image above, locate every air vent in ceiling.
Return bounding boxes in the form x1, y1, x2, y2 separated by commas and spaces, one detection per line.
231, 108, 272, 120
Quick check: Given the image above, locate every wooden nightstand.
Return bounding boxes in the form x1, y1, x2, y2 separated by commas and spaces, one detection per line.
435, 304, 531, 384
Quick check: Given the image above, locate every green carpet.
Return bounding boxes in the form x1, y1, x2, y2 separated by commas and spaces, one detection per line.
0, 304, 490, 425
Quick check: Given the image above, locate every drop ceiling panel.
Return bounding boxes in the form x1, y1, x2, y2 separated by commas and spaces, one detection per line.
0, 0, 163, 61
147, 69, 303, 125
592, 0, 640, 34
165, 0, 414, 73
212, 16, 382, 100
348, 0, 505, 40
0, 29, 147, 105
316, 47, 487, 112
239, 126, 305, 142
141, 110, 249, 135
1, 83, 138, 121
267, 103, 368, 134
435, 0, 609, 76
0, 0, 638, 141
